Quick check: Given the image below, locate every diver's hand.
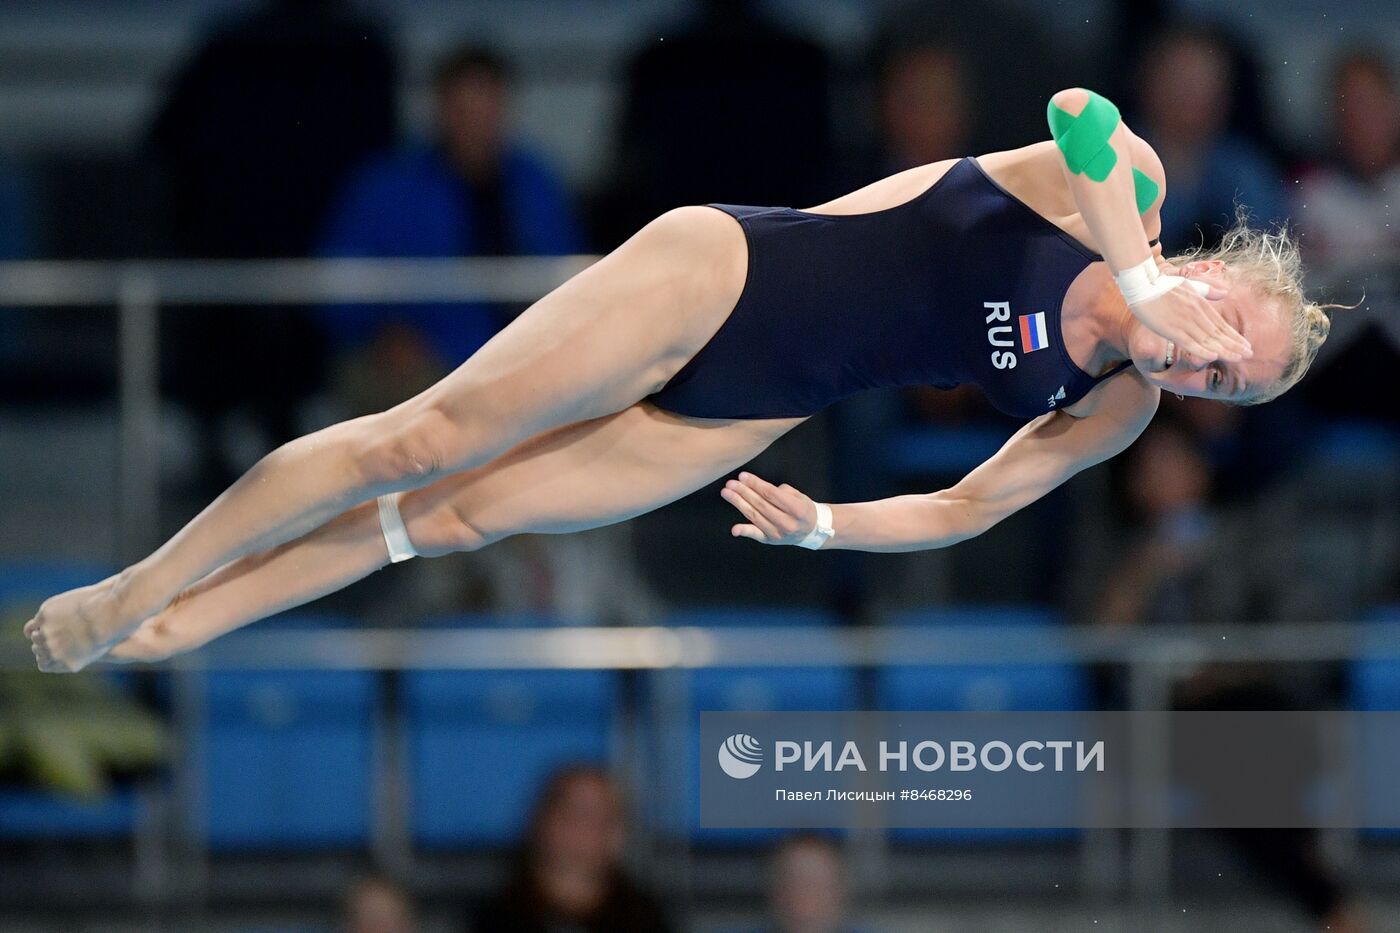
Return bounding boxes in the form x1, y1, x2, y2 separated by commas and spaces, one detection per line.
721, 472, 818, 546
1117, 260, 1250, 363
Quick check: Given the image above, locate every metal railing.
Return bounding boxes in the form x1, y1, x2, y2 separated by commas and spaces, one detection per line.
0, 256, 597, 559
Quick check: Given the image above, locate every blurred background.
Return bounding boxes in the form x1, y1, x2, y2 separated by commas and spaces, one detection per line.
0, 0, 1397, 930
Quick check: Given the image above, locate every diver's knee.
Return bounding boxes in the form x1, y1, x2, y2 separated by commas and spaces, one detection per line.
356, 407, 462, 488
400, 495, 496, 557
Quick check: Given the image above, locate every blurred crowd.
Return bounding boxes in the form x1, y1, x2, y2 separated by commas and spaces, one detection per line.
337, 760, 1363, 933
333, 764, 860, 933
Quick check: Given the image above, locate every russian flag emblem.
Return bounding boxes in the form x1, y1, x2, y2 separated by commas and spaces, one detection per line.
1018, 312, 1050, 353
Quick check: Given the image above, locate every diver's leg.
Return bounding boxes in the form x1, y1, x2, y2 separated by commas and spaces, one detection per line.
96, 403, 799, 666
28, 206, 748, 671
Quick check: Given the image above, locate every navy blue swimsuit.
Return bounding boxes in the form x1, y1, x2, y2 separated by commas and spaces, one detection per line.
646, 156, 1133, 421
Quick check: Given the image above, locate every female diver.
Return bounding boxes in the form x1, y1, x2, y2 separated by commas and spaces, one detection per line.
26, 88, 1330, 671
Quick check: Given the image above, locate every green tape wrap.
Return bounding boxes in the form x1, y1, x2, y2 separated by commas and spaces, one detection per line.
1132, 168, 1160, 216
1047, 90, 1121, 182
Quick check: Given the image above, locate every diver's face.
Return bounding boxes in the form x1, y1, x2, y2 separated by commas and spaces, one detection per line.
1130, 261, 1290, 402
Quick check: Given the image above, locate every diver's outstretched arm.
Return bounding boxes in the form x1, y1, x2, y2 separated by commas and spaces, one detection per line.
724, 371, 1160, 553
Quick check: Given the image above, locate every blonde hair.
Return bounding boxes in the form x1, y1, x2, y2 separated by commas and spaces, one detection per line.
1173, 213, 1339, 404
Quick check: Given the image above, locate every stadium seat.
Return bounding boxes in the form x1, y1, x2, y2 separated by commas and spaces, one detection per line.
1349, 606, 1400, 835
883, 424, 1011, 478
0, 560, 148, 841
197, 612, 378, 850
878, 606, 1089, 711
0, 560, 114, 610
1352, 606, 1400, 711
0, 787, 142, 838
1307, 421, 1400, 475
656, 607, 857, 844
403, 616, 620, 847
876, 605, 1088, 844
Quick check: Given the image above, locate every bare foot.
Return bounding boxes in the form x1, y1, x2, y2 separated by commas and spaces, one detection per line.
23, 573, 150, 673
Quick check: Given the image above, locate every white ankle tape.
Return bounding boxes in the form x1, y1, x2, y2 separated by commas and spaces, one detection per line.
377, 493, 419, 563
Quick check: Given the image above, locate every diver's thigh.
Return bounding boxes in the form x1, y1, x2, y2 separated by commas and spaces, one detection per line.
403, 403, 801, 548
405, 206, 750, 455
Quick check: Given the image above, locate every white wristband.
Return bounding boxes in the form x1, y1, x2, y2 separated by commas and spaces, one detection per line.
797, 502, 835, 550
1113, 257, 1210, 306
377, 492, 419, 563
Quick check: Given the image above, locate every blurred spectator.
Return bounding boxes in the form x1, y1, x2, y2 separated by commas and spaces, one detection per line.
342, 872, 417, 933
872, 0, 1069, 157
1164, 394, 1314, 506
319, 44, 585, 416
1295, 49, 1400, 267
469, 765, 672, 933
759, 833, 861, 933
1298, 320, 1400, 428
1095, 419, 1220, 628
1102, 3, 1286, 161
593, 0, 834, 249
0, 156, 32, 262
1092, 418, 1362, 933
151, 0, 397, 259
875, 42, 970, 174
1136, 26, 1288, 253
0, 154, 34, 384
149, 0, 397, 486
1290, 53, 1400, 426
1094, 411, 1325, 625
1099, 0, 1172, 108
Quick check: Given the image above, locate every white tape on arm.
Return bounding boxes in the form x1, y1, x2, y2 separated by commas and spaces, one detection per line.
377, 493, 419, 563
1114, 257, 1211, 306
797, 502, 835, 550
